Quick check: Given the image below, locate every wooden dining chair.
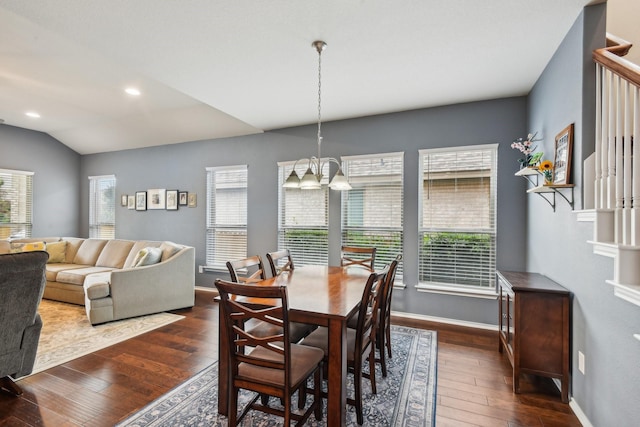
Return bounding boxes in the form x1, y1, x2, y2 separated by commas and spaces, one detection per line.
299, 265, 389, 425
340, 246, 376, 271
226, 255, 267, 283
266, 249, 295, 277
226, 255, 314, 343
215, 279, 324, 426
376, 254, 402, 377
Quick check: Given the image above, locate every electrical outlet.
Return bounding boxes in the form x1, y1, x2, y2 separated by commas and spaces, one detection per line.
198, 265, 204, 274
578, 351, 585, 374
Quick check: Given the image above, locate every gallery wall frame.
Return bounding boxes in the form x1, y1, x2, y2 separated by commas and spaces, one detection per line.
147, 188, 166, 210
127, 195, 135, 210
178, 191, 188, 206
553, 123, 574, 185
166, 190, 178, 210
135, 191, 147, 211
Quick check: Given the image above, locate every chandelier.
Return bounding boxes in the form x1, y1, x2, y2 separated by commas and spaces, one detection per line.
283, 41, 351, 191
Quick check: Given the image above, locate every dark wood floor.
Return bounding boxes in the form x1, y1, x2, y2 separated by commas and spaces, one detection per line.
0, 290, 581, 426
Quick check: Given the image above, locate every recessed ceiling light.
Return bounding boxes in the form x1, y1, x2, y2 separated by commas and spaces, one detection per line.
125, 87, 141, 96
25, 111, 40, 118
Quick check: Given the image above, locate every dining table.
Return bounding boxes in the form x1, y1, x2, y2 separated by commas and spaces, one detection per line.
216, 264, 371, 427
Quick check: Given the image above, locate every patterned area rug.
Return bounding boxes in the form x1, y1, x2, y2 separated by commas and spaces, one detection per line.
27, 299, 184, 376
118, 326, 437, 426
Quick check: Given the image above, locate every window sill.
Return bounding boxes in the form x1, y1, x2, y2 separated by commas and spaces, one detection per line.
199, 265, 228, 274
415, 283, 498, 299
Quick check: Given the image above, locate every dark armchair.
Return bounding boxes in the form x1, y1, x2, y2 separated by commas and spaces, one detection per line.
0, 251, 48, 395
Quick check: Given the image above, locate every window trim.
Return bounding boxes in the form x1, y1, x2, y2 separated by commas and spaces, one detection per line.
0, 168, 34, 239
88, 174, 116, 239
417, 143, 498, 295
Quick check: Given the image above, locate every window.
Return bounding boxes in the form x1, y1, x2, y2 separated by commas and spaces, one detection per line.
418, 144, 497, 292
0, 169, 33, 239
89, 175, 116, 239
206, 165, 248, 269
341, 152, 404, 279
277, 161, 329, 266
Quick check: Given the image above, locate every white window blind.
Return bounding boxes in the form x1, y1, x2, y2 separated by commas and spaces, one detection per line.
206, 165, 248, 269
419, 145, 497, 290
89, 174, 115, 239
341, 152, 403, 278
0, 168, 33, 239
277, 161, 329, 266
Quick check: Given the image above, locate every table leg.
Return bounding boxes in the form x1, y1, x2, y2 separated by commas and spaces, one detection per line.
217, 305, 229, 416
326, 317, 348, 426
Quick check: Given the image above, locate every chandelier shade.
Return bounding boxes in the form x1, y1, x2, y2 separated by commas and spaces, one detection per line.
282, 41, 351, 191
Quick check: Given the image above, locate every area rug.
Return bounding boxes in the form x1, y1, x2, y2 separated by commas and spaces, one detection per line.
117, 326, 437, 427
28, 299, 184, 375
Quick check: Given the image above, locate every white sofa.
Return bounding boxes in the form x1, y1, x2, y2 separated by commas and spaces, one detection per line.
0, 238, 195, 325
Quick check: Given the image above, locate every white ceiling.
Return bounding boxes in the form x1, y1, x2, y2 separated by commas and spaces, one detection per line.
0, 0, 599, 155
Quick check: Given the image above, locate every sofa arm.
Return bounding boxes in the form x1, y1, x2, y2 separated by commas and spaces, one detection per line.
15, 313, 43, 378
108, 246, 195, 320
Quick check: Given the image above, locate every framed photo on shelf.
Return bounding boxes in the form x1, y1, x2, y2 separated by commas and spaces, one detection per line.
135, 191, 147, 211
120, 194, 128, 207
127, 195, 135, 210
147, 188, 166, 210
188, 193, 197, 208
553, 124, 574, 185
178, 191, 188, 206
166, 190, 178, 210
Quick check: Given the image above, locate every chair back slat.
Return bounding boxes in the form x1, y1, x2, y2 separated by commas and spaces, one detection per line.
266, 249, 295, 277
341, 246, 376, 271
354, 265, 389, 352
226, 255, 266, 283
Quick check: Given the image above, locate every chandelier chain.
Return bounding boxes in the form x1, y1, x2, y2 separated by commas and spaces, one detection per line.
317, 45, 322, 149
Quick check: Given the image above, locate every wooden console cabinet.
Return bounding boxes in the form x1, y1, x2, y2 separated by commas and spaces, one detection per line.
497, 270, 571, 403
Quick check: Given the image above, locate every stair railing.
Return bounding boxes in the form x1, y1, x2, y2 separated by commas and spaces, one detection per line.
593, 34, 640, 245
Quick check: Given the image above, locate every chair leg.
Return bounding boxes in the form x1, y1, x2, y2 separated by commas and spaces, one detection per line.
354, 365, 364, 425
385, 322, 392, 358
229, 388, 238, 426
368, 350, 377, 395
0, 376, 22, 396
378, 328, 388, 377
313, 366, 323, 421
297, 381, 307, 409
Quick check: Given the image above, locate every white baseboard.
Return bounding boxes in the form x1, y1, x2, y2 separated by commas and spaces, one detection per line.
569, 398, 593, 427
391, 310, 498, 331
196, 286, 218, 294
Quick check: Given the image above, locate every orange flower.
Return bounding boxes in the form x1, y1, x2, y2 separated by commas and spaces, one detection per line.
539, 160, 553, 171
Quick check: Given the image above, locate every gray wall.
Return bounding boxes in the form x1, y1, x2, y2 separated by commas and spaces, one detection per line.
528, 4, 640, 426
0, 124, 80, 237
79, 96, 528, 325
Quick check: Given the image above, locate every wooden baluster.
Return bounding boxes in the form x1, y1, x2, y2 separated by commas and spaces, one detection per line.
595, 64, 603, 209
632, 86, 640, 245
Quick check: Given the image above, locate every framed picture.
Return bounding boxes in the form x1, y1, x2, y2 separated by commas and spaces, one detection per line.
188, 193, 197, 208
553, 124, 574, 185
127, 195, 135, 210
120, 194, 128, 207
178, 191, 188, 206
135, 191, 147, 211
166, 190, 178, 210
147, 188, 166, 210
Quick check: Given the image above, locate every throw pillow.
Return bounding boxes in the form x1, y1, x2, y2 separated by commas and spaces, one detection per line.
159, 241, 182, 262
10, 241, 46, 253
132, 247, 163, 267
46, 241, 67, 263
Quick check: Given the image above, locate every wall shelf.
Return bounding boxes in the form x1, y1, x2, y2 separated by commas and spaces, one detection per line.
515, 168, 575, 212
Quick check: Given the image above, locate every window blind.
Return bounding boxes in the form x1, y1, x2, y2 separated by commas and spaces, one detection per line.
277, 161, 329, 266
418, 145, 497, 289
341, 152, 404, 278
88, 174, 115, 239
0, 168, 33, 239
206, 165, 248, 268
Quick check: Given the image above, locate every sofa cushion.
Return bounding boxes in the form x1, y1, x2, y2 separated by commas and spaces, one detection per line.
46, 241, 67, 263
73, 239, 108, 266
45, 263, 87, 281
0, 240, 9, 254
160, 241, 182, 262
95, 240, 134, 268
63, 238, 85, 263
132, 247, 163, 267
56, 266, 115, 286
123, 241, 160, 269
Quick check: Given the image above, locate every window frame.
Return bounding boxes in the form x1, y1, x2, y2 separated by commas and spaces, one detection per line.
417, 144, 498, 298
277, 159, 330, 267
88, 174, 116, 239
340, 152, 404, 281
204, 165, 248, 271
0, 168, 34, 239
